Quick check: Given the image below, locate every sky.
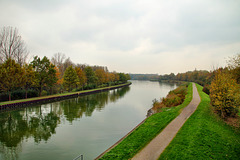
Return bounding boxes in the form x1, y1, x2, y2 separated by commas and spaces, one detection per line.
0, 0, 239, 74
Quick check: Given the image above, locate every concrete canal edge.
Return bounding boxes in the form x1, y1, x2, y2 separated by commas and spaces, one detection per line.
0, 82, 131, 111
95, 118, 147, 160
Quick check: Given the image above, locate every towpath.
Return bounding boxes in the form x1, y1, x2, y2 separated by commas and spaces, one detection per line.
132, 83, 201, 160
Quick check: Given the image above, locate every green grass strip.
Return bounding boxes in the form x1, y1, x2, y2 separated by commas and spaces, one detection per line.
99, 83, 193, 160
159, 84, 240, 160
0, 82, 131, 105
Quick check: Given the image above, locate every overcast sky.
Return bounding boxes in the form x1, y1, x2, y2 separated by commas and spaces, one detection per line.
0, 0, 239, 74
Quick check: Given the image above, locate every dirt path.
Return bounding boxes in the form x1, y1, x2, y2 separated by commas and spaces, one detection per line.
132, 83, 201, 160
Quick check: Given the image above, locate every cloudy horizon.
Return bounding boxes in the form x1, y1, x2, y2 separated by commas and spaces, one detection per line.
0, 0, 239, 74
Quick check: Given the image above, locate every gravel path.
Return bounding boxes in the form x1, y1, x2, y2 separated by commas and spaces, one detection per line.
132, 83, 201, 160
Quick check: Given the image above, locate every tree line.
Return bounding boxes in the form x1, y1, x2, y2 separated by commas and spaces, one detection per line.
129, 74, 159, 81
0, 27, 130, 102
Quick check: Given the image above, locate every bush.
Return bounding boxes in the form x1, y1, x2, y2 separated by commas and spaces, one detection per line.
0, 89, 38, 102
210, 70, 239, 118
0, 92, 8, 102
152, 83, 188, 111
202, 84, 210, 95
83, 84, 97, 90
41, 90, 48, 96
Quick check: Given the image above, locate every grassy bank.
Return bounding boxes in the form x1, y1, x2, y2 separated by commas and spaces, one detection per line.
159, 84, 240, 160
0, 82, 131, 106
98, 83, 193, 160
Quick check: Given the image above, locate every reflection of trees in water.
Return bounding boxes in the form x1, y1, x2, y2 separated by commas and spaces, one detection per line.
61, 86, 130, 122
0, 86, 130, 159
158, 82, 176, 87
0, 105, 60, 159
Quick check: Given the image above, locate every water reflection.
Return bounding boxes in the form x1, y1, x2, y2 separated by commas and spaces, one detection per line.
0, 86, 130, 159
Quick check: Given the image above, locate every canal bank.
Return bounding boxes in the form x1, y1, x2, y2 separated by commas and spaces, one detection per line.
0, 82, 131, 111
96, 83, 192, 160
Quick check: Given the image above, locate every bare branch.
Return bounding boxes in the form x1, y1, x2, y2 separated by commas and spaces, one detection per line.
0, 26, 28, 66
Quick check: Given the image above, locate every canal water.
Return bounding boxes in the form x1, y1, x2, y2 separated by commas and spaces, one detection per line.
0, 81, 177, 160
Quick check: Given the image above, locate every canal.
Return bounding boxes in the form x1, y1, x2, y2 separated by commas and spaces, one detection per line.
0, 80, 177, 160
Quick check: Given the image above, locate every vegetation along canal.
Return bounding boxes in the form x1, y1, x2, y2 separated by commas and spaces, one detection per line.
0, 80, 177, 160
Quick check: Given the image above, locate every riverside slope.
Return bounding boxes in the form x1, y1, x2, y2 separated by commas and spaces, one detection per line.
132, 83, 201, 160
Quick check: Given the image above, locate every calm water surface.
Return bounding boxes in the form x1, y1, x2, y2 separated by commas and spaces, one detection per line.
0, 81, 177, 160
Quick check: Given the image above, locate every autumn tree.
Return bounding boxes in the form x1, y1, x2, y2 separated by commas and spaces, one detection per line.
55, 66, 64, 93
0, 59, 24, 100
113, 71, 119, 82
31, 56, 57, 96
95, 68, 107, 85
63, 66, 78, 92
108, 73, 115, 83
75, 67, 86, 89
0, 27, 28, 66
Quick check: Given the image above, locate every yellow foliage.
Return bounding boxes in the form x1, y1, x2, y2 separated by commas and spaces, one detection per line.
210, 70, 239, 118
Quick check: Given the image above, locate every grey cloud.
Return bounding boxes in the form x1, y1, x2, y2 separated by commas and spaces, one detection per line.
0, 0, 239, 74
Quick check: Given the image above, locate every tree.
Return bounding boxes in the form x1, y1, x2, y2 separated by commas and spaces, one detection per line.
31, 56, 57, 96
22, 64, 36, 99
63, 66, 78, 92
118, 73, 128, 83
84, 66, 96, 85
228, 53, 240, 83
75, 67, 86, 89
47, 64, 58, 94
95, 68, 107, 85
63, 57, 74, 74
51, 52, 66, 78
0, 59, 24, 100
0, 27, 28, 66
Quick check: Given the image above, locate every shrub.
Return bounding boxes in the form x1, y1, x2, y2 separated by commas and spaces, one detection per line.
202, 84, 210, 95
210, 70, 239, 118
152, 83, 188, 111
41, 90, 48, 96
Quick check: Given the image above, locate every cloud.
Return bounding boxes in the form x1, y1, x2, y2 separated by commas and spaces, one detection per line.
0, 0, 239, 74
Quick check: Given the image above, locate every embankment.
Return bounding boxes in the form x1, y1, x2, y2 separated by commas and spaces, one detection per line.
96, 83, 193, 160
0, 82, 131, 111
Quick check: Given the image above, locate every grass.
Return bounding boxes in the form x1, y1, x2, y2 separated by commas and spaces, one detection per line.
0, 82, 131, 105
98, 83, 193, 160
159, 84, 240, 160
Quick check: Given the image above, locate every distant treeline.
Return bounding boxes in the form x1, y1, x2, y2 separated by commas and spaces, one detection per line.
129, 74, 159, 81
158, 70, 211, 86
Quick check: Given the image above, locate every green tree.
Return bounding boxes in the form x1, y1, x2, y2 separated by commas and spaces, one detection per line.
22, 64, 36, 98
84, 66, 96, 85
118, 73, 128, 83
31, 56, 57, 96
63, 66, 78, 92
0, 59, 24, 100
47, 64, 58, 94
